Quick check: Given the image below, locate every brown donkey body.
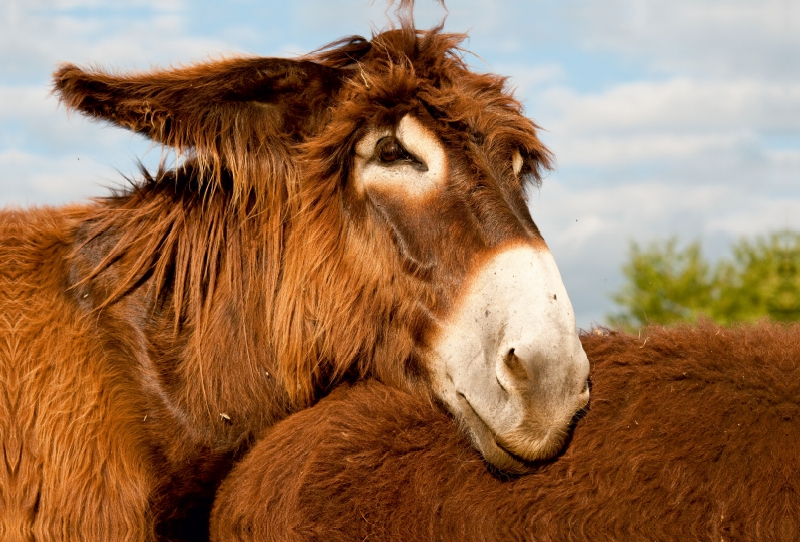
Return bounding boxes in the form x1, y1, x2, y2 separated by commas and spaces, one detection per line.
2, 11, 590, 542
211, 323, 800, 542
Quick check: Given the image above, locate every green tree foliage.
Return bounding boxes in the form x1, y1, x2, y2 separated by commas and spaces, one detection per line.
608, 231, 800, 330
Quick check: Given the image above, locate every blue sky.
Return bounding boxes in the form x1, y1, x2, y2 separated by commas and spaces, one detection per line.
2, 0, 799, 328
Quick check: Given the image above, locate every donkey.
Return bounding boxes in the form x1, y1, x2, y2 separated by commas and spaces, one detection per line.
1, 18, 589, 542
211, 322, 800, 541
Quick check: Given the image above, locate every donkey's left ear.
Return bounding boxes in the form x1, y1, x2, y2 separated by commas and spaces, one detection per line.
53, 57, 343, 153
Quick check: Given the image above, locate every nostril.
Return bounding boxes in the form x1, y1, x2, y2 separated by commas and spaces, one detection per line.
503, 348, 517, 368
502, 347, 528, 381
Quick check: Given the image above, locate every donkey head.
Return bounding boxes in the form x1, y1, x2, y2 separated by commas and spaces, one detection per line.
54, 27, 589, 473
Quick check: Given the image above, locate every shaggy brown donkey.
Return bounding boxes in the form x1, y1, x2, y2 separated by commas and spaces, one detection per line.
211, 322, 800, 542
0, 10, 591, 542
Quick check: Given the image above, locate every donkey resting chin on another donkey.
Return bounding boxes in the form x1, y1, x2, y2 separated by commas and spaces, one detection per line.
0, 10, 591, 542
211, 322, 800, 542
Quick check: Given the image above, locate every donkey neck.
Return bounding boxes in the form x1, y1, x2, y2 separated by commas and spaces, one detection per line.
69, 166, 292, 449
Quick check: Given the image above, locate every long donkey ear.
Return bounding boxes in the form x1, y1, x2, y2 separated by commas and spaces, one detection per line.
53, 57, 343, 187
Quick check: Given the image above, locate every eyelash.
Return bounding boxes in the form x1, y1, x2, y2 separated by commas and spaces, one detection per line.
376, 137, 416, 165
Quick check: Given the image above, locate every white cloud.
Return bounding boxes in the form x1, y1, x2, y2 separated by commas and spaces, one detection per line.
566, 0, 800, 79
523, 76, 800, 198
500, 63, 565, 94
551, 131, 758, 168
0, 149, 121, 205
0, 85, 153, 153
22, 0, 182, 9
540, 78, 800, 134
1, 0, 231, 82
534, 177, 800, 327
0, 85, 159, 206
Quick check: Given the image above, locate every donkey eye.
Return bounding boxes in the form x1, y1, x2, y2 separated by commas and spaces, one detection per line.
376, 137, 413, 164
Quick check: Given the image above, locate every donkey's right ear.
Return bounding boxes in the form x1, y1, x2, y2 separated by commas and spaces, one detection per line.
53, 57, 344, 151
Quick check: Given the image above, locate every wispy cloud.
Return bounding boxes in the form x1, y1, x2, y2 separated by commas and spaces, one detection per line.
566, 0, 800, 79
541, 79, 800, 134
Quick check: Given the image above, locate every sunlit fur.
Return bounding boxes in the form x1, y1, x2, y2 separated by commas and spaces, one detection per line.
210, 322, 800, 542
0, 10, 558, 542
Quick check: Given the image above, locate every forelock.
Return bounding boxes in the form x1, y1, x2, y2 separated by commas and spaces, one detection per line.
307, 27, 552, 184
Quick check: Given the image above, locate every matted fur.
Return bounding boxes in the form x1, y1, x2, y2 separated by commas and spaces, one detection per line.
211, 322, 800, 541
1, 8, 556, 542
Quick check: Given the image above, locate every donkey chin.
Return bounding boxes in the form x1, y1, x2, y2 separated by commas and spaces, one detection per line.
429, 244, 591, 474
457, 389, 590, 474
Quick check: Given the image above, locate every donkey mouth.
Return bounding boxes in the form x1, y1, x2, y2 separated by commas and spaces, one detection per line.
456, 392, 537, 472
456, 390, 583, 473
493, 438, 534, 466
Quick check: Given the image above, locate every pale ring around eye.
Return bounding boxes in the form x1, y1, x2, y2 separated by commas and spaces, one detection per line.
352, 114, 447, 198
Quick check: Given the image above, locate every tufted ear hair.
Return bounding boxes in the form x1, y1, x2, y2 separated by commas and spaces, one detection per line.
53, 57, 344, 187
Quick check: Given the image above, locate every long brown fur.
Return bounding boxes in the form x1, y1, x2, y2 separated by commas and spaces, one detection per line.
1, 5, 555, 541
211, 322, 800, 541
